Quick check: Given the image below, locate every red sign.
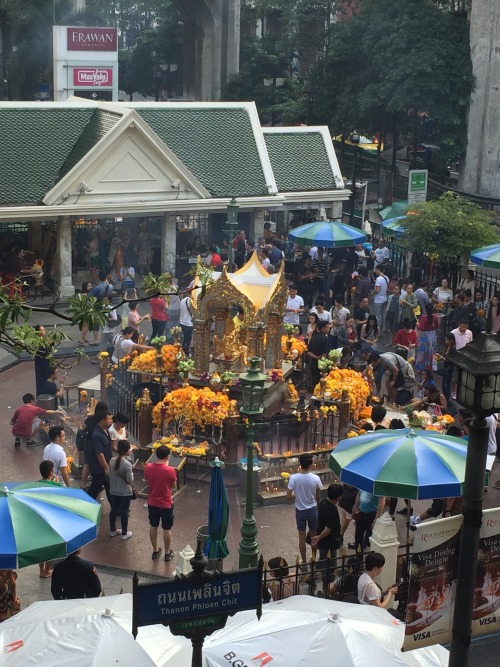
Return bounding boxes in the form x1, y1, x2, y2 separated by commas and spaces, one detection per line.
73, 67, 113, 87
67, 27, 117, 52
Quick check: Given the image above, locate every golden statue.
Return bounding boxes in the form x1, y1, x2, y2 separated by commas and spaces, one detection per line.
222, 315, 241, 360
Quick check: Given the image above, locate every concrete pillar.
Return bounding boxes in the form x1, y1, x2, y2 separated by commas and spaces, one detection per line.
459, 0, 500, 197
161, 213, 177, 274
55, 216, 75, 297
223, 0, 240, 83
175, 544, 195, 576
369, 511, 400, 608
252, 210, 266, 242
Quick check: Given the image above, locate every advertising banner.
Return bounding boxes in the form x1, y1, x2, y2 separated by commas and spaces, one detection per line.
73, 67, 113, 87
404, 515, 462, 650
67, 27, 117, 52
472, 507, 500, 636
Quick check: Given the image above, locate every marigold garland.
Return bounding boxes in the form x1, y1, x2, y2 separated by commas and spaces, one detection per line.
128, 344, 179, 376
281, 335, 307, 356
152, 386, 232, 435
313, 368, 370, 417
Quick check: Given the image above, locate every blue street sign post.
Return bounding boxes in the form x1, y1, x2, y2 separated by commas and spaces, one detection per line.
132, 541, 263, 667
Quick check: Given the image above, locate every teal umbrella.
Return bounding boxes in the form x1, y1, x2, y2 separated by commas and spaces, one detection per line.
288, 220, 365, 248
204, 457, 229, 560
470, 244, 500, 269
379, 202, 411, 220
329, 428, 469, 500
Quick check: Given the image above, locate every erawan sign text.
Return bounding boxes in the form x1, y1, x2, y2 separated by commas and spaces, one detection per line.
67, 27, 117, 52
73, 68, 113, 87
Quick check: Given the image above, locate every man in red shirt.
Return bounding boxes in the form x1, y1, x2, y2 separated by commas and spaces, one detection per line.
144, 445, 177, 561
11, 393, 60, 447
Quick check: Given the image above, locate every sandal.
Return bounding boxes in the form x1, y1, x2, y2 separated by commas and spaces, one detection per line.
152, 548, 162, 560
78, 340, 89, 346
164, 550, 174, 562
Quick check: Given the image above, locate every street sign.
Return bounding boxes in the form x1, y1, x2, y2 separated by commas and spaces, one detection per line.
408, 169, 428, 204
133, 567, 261, 629
170, 614, 226, 634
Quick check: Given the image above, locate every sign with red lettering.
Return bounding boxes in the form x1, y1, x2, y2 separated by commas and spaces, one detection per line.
67, 27, 117, 52
73, 68, 113, 87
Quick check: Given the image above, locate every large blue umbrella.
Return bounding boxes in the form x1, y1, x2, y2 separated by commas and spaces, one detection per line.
288, 220, 366, 248
0, 482, 102, 568
329, 428, 469, 500
204, 457, 229, 560
470, 244, 500, 269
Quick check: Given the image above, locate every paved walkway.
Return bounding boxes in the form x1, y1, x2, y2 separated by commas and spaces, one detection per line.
2, 304, 500, 663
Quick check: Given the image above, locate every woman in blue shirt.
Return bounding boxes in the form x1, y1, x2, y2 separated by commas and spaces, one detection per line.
353, 490, 384, 554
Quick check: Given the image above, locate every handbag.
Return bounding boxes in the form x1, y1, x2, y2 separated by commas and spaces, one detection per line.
131, 487, 138, 500
413, 305, 421, 317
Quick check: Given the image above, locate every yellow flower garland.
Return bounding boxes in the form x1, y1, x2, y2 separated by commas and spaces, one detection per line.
129, 344, 179, 376
152, 386, 233, 436
313, 368, 370, 417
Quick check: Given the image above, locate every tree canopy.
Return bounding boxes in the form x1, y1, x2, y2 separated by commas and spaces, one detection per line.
401, 192, 498, 261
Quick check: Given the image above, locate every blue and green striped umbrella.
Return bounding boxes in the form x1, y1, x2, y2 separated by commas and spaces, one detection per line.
288, 220, 365, 248
329, 428, 468, 500
0, 482, 101, 568
381, 216, 405, 237
470, 244, 500, 269
204, 458, 229, 560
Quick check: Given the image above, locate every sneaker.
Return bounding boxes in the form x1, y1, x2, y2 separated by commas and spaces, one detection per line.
109, 530, 120, 537
451, 392, 457, 400
493, 480, 500, 490
409, 515, 421, 526
120, 531, 133, 540
164, 549, 174, 561
14, 438, 21, 447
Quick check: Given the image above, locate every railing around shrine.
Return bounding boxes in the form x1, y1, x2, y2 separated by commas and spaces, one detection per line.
263, 546, 409, 619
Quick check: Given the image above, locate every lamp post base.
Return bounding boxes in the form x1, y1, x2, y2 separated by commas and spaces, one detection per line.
238, 516, 259, 569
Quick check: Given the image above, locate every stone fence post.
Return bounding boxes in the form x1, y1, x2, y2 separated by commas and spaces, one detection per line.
369, 512, 401, 609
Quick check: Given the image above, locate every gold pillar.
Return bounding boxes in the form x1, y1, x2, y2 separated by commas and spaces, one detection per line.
139, 388, 153, 448
266, 314, 282, 370
99, 352, 110, 405
212, 306, 227, 340
192, 317, 210, 376
338, 389, 351, 441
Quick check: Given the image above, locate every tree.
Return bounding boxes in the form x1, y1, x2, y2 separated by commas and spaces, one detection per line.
310, 0, 474, 169
401, 192, 498, 262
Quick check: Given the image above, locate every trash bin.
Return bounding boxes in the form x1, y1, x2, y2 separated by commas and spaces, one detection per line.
196, 525, 223, 571
37, 394, 56, 410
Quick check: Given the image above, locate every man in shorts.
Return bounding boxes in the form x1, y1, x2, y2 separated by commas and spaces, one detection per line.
144, 445, 177, 562
287, 454, 322, 569
11, 393, 61, 447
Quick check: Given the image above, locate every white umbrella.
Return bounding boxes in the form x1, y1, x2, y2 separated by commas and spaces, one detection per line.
0, 594, 191, 667
401, 645, 449, 667
203, 596, 408, 667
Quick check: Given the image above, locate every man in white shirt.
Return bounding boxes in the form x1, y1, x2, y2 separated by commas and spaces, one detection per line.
373, 265, 389, 331
179, 295, 194, 354
283, 284, 304, 325
371, 239, 390, 270
450, 321, 473, 350
287, 454, 322, 568
309, 298, 332, 325
111, 327, 153, 363
43, 426, 70, 486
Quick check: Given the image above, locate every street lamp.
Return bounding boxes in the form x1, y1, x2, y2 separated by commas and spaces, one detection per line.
238, 357, 266, 569
153, 65, 162, 102
449, 332, 500, 667
349, 131, 360, 226
225, 197, 239, 272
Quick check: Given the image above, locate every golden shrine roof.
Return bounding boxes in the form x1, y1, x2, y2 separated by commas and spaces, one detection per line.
191, 252, 284, 314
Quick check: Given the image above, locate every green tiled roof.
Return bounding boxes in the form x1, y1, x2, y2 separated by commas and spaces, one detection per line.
0, 108, 120, 205
264, 132, 337, 192
137, 108, 269, 198
59, 109, 122, 179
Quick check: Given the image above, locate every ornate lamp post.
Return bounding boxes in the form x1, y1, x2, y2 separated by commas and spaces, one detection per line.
449, 333, 500, 666
238, 357, 266, 569
225, 197, 239, 272
349, 131, 360, 226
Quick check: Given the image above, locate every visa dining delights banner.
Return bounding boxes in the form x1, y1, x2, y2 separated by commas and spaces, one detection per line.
403, 508, 500, 650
